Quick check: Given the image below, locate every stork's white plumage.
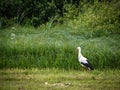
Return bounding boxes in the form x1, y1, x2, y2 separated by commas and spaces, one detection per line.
76, 47, 93, 70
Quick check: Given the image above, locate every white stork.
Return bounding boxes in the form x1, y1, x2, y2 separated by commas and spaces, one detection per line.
76, 47, 93, 70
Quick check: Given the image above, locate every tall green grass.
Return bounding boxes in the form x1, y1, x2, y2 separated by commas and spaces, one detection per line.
0, 25, 120, 70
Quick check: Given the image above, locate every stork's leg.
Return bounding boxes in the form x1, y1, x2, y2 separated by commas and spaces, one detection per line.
88, 67, 91, 71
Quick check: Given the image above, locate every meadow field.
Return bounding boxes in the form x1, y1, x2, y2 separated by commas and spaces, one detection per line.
0, 1, 120, 89
0, 25, 120, 90
0, 68, 120, 90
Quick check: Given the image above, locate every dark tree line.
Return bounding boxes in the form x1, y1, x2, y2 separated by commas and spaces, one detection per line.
0, 0, 119, 28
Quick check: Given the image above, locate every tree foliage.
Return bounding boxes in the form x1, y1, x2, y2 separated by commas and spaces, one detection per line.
0, 0, 120, 31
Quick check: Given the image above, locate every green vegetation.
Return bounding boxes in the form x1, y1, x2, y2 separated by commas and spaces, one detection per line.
0, 0, 120, 31
0, 0, 120, 72
0, 25, 120, 69
0, 1, 120, 89
0, 69, 120, 90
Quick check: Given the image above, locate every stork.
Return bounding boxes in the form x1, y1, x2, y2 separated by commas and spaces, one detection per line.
76, 47, 94, 70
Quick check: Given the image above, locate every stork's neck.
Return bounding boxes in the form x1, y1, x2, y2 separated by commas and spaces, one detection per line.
78, 50, 82, 57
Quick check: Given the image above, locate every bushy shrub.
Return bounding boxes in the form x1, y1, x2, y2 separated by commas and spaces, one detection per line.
65, 1, 120, 37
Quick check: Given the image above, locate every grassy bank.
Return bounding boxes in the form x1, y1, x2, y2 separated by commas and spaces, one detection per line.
0, 68, 120, 90
0, 26, 120, 69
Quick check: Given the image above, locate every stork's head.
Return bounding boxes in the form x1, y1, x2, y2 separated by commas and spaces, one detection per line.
76, 46, 81, 52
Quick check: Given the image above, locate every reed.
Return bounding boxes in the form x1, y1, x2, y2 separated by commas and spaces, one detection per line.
0, 26, 119, 70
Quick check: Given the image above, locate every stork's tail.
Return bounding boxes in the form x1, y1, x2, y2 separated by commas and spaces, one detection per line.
88, 64, 94, 70
87, 61, 94, 70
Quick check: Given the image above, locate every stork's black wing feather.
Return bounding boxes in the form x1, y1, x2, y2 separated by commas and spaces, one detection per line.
81, 61, 94, 70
